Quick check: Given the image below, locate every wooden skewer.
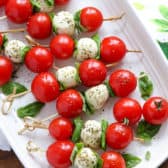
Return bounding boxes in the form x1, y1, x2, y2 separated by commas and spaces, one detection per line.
103, 13, 125, 21
127, 49, 142, 53
0, 28, 26, 34
0, 16, 7, 20
134, 137, 145, 143
26, 141, 45, 153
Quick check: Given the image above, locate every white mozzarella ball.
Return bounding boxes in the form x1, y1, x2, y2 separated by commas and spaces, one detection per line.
5, 40, 26, 63
85, 84, 109, 111
56, 66, 79, 89
81, 120, 101, 149
74, 148, 98, 168
52, 11, 75, 36
74, 38, 98, 62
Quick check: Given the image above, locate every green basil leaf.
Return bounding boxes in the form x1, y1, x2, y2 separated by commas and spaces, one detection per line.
74, 10, 87, 34
158, 41, 168, 58
2, 34, 8, 49
84, 92, 95, 115
45, 0, 54, 6
136, 120, 161, 142
70, 143, 84, 164
159, 5, 168, 20
1, 81, 27, 95
152, 19, 168, 29
17, 101, 45, 118
145, 151, 151, 161
101, 120, 108, 150
104, 80, 115, 97
72, 118, 84, 143
30, 0, 41, 12
122, 153, 141, 168
138, 72, 153, 100
92, 34, 101, 59
95, 152, 103, 168
20, 46, 31, 61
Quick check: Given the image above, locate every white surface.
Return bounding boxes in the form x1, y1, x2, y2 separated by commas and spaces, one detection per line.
0, 0, 168, 168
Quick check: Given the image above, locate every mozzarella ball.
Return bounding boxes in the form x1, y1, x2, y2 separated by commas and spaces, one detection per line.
35, 0, 54, 12
56, 66, 79, 89
5, 40, 26, 63
85, 84, 109, 111
74, 148, 98, 168
81, 120, 101, 149
74, 38, 98, 62
52, 11, 75, 36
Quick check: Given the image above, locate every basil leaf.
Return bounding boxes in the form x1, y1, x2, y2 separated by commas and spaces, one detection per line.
17, 101, 45, 118
72, 118, 84, 143
1, 81, 27, 95
101, 120, 108, 150
138, 72, 153, 100
95, 152, 103, 168
136, 120, 161, 142
30, 0, 41, 12
152, 19, 168, 29
159, 5, 168, 20
158, 41, 168, 59
122, 153, 141, 168
145, 151, 151, 161
20, 46, 31, 61
84, 92, 95, 115
2, 34, 8, 49
70, 143, 84, 164
74, 10, 86, 34
104, 80, 115, 97
45, 0, 54, 6
92, 34, 101, 59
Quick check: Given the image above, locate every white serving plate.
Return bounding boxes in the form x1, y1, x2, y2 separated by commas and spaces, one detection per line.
0, 0, 168, 168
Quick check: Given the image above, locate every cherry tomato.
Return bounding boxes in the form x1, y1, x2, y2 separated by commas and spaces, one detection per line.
109, 69, 137, 97
143, 97, 168, 125
27, 13, 52, 39
56, 89, 83, 118
79, 59, 107, 87
0, 56, 13, 86
50, 35, 74, 59
49, 117, 73, 140
46, 140, 74, 168
0, 34, 3, 47
101, 151, 126, 168
31, 72, 60, 103
113, 98, 142, 125
80, 7, 103, 32
100, 36, 127, 63
55, 0, 69, 5
106, 122, 133, 149
25, 46, 53, 73
5, 0, 32, 23
0, 0, 6, 7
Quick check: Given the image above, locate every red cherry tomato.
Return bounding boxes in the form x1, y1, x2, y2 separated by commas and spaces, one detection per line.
25, 46, 53, 73
5, 0, 32, 23
31, 72, 60, 103
143, 97, 168, 125
80, 7, 103, 32
55, 0, 69, 5
0, 56, 13, 86
0, 34, 3, 47
100, 36, 127, 63
0, 0, 6, 7
49, 117, 73, 140
113, 98, 142, 125
50, 35, 74, 59
46, 140, 74, 168
109, 69, 137, 97
79, 59, 107, 87
56, 89, 83, 118
101, 151, 126, 168
106, 122, 133, 149
27, 13, 52, 39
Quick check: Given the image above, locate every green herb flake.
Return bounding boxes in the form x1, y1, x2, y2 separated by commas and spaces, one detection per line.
136, 120, 161, 142
138, 72, 153, 100
145, 151, 151, 161
122, 153, 141, 168
17, 101, 45, 118
133, 2, 144, 10
1, 81, 27, 95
